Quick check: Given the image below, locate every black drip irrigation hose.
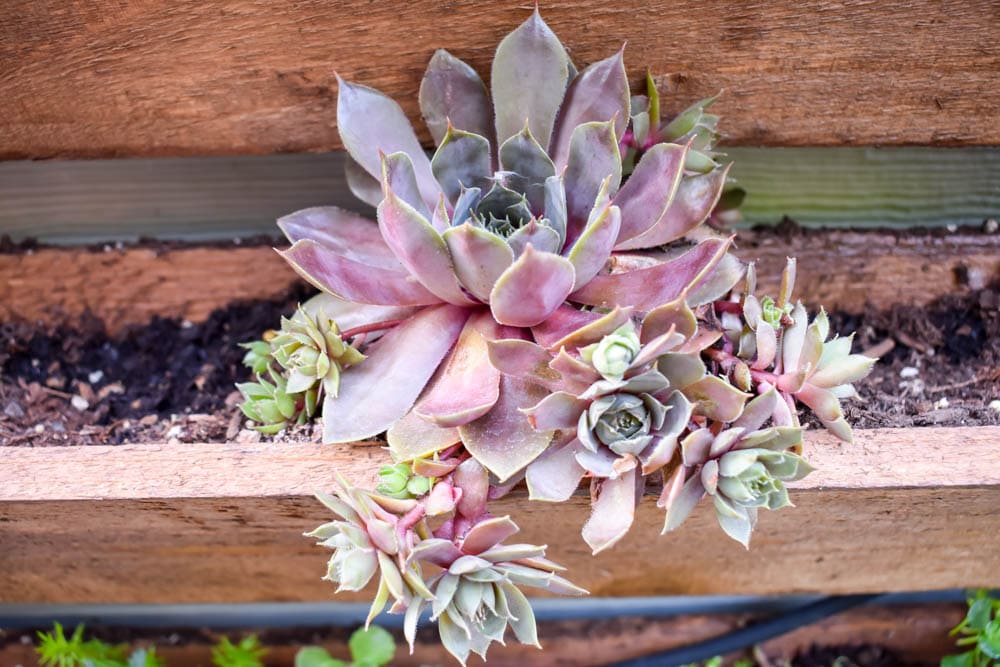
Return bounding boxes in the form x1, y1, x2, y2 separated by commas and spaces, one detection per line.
607, 593, 878, 667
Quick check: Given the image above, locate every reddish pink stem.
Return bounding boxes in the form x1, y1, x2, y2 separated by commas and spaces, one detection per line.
340, 318, 409, 340
703, 347, 780, 387
714, 300, 743, 315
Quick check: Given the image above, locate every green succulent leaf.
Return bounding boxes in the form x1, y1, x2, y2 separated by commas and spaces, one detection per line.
294, 646, 347, 667
348, 626, 396, 667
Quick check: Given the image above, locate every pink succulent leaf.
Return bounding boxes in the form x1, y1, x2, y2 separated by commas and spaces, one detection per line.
300, 293, 416, 335
680, 428, 715, 467
409, 538, 463, 569
549, 349, 603, 393
431, 127, 492, 205
570, 237, 731, 311
412, 457, 461, 478
485, 339, 566, 390
640, 391, 694, 474
684, 375, 751, 423
424, 479, 461, 516
386, 407, 461, 462
732, 388, 778, 432
810, 354, 877, 389
488, 469, 526, 500
551, 47, 630, 169
616, 165, 730, 250
781, 302, 810, 373
525, 438, 587, 501
578, 367, 669, 401
280, 240, 440, 307
796, 383, 854, 443
415, 311, 504, 427
532, 305, 634, 352
563, 120, 622, 244
662, 471, 706, 533
337, 77, 441, 210
641, 296, 698, 343
378, 172, 478, 307
459, 374, 554, 482
453, 457, 491, 521
461, 516, 521, 554
508, 220, 564, 257
574, 443, 624, 477
612, 143, 688, 247
565, 200, 622, 290
440, 222, 514, 303
701, 458, 720, 494
322, 304, 469, 443
677, 328, 725, 355
420, 49, 494, 147
708, 427, 746, 459
499, 124, 557, 214
544, 174, 569, 242
489, 244, 576, 327
523, 391, 589, 430
753, 320, 778, 370
582, 468, 641, 554
344, 155, 384, 207
629, 327, 685, 370
656, 464, 686, 509
657, 352, 707, 389
491, 9, 571, 149
278, 206, 404, 271
381, 150, 433, 220
478, 543, 547, 563
685, 249, 745, 307
431, 193, 451, 232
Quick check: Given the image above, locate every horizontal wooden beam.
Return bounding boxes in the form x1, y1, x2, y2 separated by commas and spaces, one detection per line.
1, 1, 998, 160
0, 603, 968, 667
1, 427, 998, 603
3, 230, 995, 333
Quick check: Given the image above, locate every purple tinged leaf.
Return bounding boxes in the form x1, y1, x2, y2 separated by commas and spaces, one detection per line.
551, 47, 630, 168
420, 49, 494, 146
490, 245, 576, 327
486, 339, 562, 389
424, 480, 460, 516
732, 388, 778, 432
459, 374, 554, 482
523, 391, 588, 430
491, 9, 570, 149
500, 124, 556, 213
566, 201, 622, 290
782, 302, 809, 373
662, 472, 706, 533
544, 174, 568, 242
685, 250, 745, 307
701, 459, 720, 494
337, 78, 441, 210
381, 151, 432, 220
753, 321, 777, 370
441, 223, 514, 303
657, 352, 707, 389
641, 297, 698, 343
322, 305, 469, 443
507, 220, 563, 257
378, 175, 477, 306
525, 439, 586, 501
684, 375, 751, 423
462, 516, 520, 555
549, 349, 602, 392
431, 127, 492, 205
415, 312, 503, 427
796, 383, 854, 443
680, 428, 715, 466
278, 206, 403, 270
280, 240, 440, 306
386, 407, 460, 461
564, 120, 622, 244
612, 143, 688, 247
570, 238, 731, 311
616, 166, 730, 251
478, 543, 546, 563
301, 293, 416, 333
345, 155, 384, 207
640, 391, 693, 473
582, 468, 640, 554
454, 457, 490, 520
534, 305, 634, 351
630, 328, 685, 370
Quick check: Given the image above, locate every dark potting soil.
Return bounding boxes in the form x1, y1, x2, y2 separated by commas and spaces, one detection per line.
790, 643, 926, 667
1, 282, 997, 447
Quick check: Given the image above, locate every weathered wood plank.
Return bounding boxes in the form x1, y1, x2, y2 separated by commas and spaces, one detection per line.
1, 149, 998, 245
1, 1, 998, 160
3, 230, 995, 332
0, 604, 968, 667
0, 428, 997, 603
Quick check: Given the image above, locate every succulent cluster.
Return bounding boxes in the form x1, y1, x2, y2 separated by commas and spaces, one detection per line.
241, 10, 875, 665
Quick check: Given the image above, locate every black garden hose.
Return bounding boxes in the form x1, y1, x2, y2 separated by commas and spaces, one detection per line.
606, 593, 878, 667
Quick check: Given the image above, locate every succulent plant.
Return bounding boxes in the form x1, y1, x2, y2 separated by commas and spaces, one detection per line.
240, 9, 877, 664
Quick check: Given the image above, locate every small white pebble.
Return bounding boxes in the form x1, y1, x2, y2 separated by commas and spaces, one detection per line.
181, 319, 194, 329
166, 424, 184, 438
989, 400, 1000, 413
71, 395, 90, 411
946, 223, 958, 233
88, 370, 104, 384
34, 424, 45, 433
233, 237, 243, 245
900, 366, 920, 379
934, 397, 950, 409
984, 218, 999, 234
115, 240, 125, 250
103, 244, 113, 252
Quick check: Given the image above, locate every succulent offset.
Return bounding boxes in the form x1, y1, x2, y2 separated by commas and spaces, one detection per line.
238, 10, 875, 665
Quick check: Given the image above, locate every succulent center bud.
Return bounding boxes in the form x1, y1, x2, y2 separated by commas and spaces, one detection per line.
592, 394, 650, 446
582, 325, 642, 382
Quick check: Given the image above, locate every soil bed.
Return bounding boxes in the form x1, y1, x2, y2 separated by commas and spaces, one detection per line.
1, 281, 997, 447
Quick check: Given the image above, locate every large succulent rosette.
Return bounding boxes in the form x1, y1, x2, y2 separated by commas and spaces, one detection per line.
257, 10, 875, 666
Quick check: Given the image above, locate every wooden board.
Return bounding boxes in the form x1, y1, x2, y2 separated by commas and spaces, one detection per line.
3, 230, 996, 333
1, 1, 998, 160
0, 603, 968, 667
1, 427, 998, 604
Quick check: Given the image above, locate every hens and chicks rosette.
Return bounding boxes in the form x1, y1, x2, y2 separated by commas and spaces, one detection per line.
243, 10, 874, 665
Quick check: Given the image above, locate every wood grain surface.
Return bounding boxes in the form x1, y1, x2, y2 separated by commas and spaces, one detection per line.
0, 427, 997, 603
0, 604, 968, 667
3, 230, 996, 333
1, 1, 998, 160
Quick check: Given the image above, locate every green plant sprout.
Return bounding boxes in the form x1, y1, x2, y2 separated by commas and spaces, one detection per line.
943, 590, 1000, 667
